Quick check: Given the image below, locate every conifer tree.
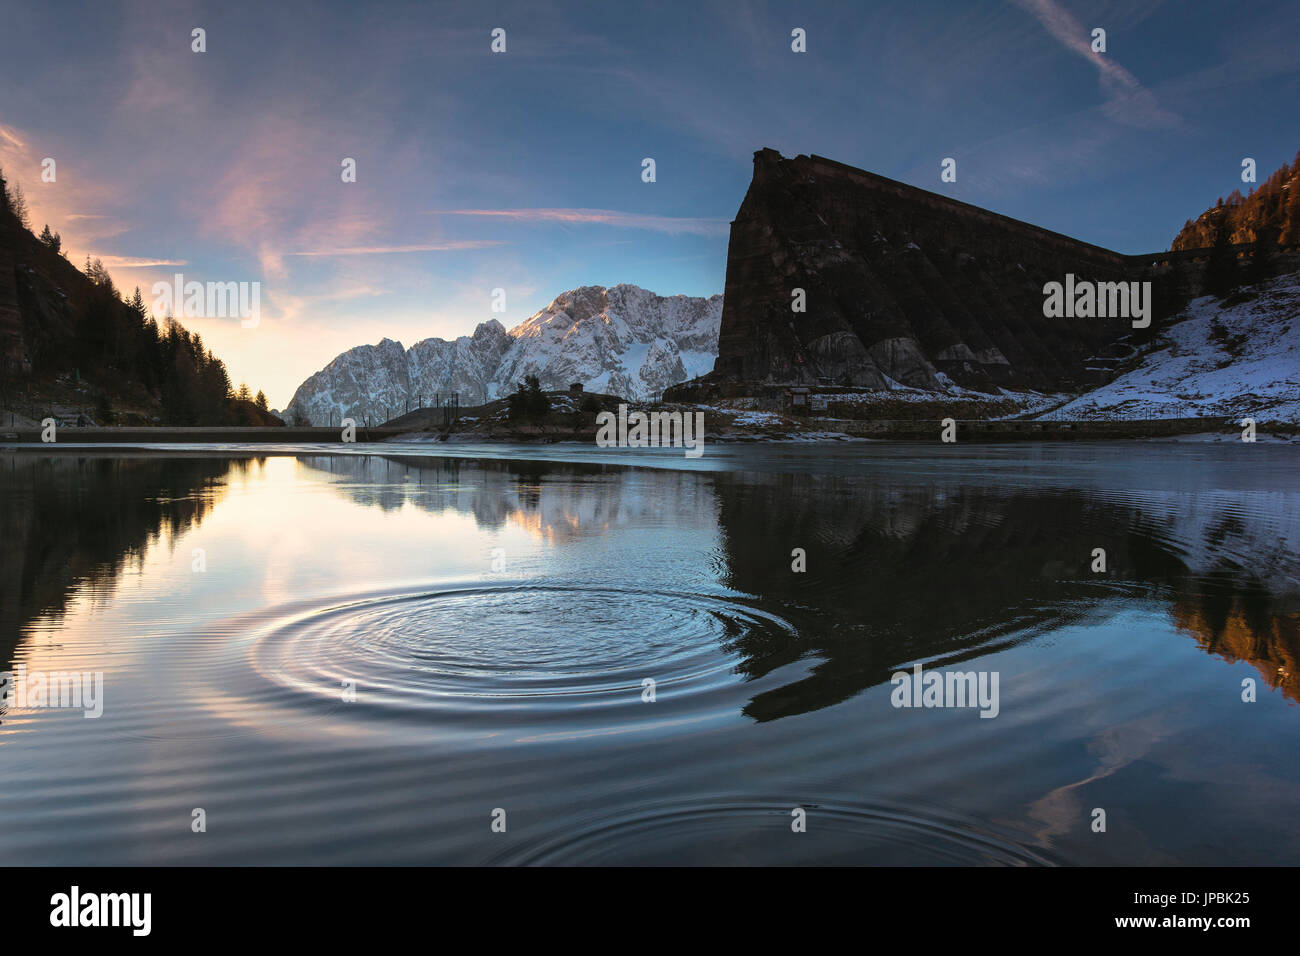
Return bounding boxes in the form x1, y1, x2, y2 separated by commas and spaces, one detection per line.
1203, 219, 1239, 298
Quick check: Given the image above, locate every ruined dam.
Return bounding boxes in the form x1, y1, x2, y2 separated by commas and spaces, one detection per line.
670, 148, 1183, 400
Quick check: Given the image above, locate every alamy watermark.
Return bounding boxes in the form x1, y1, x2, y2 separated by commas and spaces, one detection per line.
1042, 275, 1151, 329
595, 404, 705, 458
50, 886, 150, 936
1, 664, 103, 718
152, 273, 260, 327
890, 662, 999, 718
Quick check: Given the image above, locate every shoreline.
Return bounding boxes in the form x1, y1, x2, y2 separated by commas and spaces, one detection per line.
1, 417, 1294, 445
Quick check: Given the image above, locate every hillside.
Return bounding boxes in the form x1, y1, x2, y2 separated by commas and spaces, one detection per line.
1172, 152, 1300, 250
0, 168, 277, 427
1038, 271, 1300, 425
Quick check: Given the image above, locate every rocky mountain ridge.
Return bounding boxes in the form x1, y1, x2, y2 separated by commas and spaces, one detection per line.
285, 284, 721, 425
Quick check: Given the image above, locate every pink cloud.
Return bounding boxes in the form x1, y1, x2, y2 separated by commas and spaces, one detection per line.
0, 121, 131, 270
285, 240, 506, 257
96, 255, 188, 268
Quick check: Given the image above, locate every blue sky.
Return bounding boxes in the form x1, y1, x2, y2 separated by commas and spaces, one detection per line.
1, 0, 1297, 406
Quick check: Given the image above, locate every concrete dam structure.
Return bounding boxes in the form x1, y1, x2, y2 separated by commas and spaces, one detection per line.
674, 148, 1174, 399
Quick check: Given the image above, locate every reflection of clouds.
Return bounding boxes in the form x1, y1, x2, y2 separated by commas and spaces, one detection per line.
1022, 716, 1171, 851
4, 446, 1300, 866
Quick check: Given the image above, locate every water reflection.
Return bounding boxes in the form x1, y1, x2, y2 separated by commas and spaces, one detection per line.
1, 446, 1297, 865
714, 471, 1300, 716
297, 453, 719, 540
299, 453, 1300, 717
0, 454, 239, 659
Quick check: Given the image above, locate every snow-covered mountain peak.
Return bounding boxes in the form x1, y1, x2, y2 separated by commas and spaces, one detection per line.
285, 284, 722, 425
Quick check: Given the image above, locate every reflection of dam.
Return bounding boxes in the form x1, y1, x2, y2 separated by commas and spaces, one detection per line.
711, 468, 1300, 717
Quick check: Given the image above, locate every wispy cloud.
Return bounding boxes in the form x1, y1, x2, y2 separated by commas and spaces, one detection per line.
432, 208, 730, 237
1010, 0, 1179, 128
254, 282, 395, 327
285, 241, 507, 257
0, 121, 127, 262
96, 255, 188, 268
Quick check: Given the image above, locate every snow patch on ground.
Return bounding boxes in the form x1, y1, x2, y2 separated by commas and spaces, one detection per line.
730, 411, 786, 427
1040, 274, 1300, 424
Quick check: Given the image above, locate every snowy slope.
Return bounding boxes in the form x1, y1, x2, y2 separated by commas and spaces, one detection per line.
492, 285, 721, 402
283, 324, 511, 426
1039, 273, 1300, 424
285, 285, 722, 425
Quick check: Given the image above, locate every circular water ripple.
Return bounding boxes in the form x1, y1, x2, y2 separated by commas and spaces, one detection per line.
489, 795, 1061, 866
105, 582, 796, 740
251, 583, 790, 712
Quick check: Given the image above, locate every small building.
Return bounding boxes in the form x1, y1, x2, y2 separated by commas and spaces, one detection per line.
569, 382, 584, 396
786, 386, 811, 415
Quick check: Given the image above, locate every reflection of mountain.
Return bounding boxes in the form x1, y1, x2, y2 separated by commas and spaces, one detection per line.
297, 454, 718, 541
0, 454, 235, 658
711, 469, 1300, 718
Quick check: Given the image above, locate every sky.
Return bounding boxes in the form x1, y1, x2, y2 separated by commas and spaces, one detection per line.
1, 0, 1297, 408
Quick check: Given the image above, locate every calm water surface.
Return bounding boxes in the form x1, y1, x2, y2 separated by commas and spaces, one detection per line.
1, 442, 1297, 865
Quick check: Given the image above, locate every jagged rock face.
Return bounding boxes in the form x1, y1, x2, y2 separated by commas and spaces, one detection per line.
494, 284, 720, 400
285, 284, 721, 424
285, 325, 510, 426
408, 320, 513, 407
705, 149, 1138, 392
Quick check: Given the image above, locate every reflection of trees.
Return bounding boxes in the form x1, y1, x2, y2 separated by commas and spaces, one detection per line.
0, 454, 236, 659
710, 471, 1300, 720
1172, 581, 1299, 702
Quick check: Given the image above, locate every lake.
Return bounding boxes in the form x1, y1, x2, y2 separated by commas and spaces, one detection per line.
1, 441, 1297, 865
